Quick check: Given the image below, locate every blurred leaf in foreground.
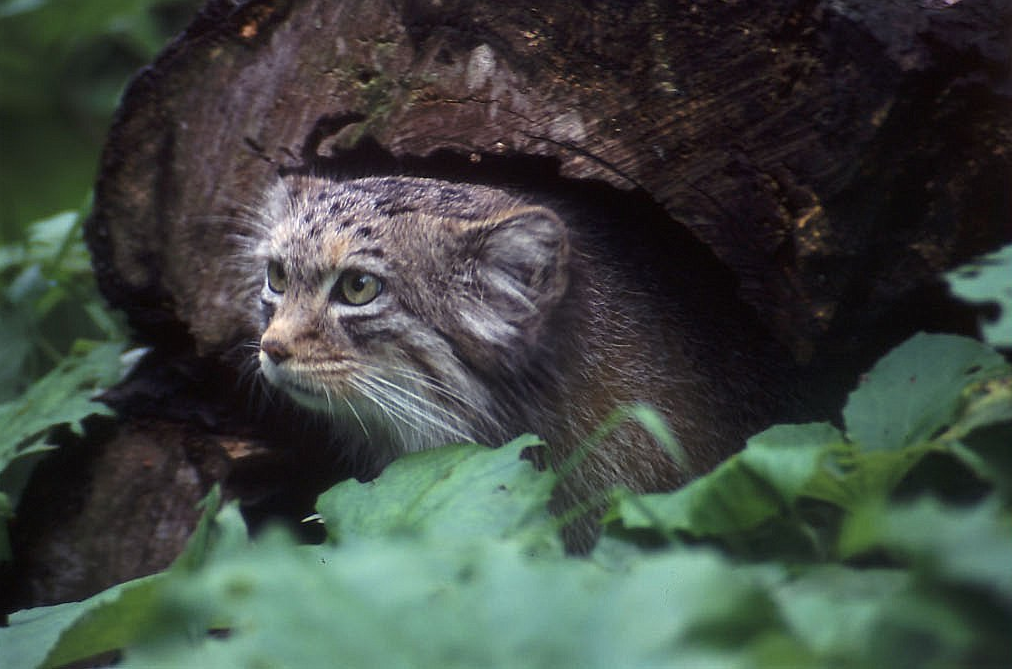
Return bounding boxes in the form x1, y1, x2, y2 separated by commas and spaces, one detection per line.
839, 496, 1012, 667
2, 575, 163, 669
840, 496, 1012, 600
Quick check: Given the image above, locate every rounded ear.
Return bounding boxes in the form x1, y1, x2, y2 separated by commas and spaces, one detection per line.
477, 206, 570, 308
453, 206, 570, 369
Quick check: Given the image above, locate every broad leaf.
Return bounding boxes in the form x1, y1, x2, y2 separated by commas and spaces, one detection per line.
316, 435, 558, 549
613, 422, 845, 537
843, 333, 1007, 452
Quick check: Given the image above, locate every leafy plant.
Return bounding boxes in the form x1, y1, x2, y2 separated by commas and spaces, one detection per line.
0, 0, 201, 237
1, 329, 1009, 668
0, 206, 124, 399
0, 0, 196, 564
0, 205, 128, 560
0, 340, 124, 560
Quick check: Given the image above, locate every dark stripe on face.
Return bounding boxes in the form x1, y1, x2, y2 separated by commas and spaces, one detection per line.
344, 324, 398, 346
349, 247, 385, 259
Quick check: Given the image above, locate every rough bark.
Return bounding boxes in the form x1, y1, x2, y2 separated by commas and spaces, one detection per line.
4, 0, 1010, 611
87, 0, 1011, 357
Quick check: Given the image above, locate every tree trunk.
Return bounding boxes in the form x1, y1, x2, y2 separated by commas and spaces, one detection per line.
5, 0, 1009, 611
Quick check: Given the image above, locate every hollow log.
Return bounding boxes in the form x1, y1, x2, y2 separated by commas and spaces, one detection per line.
4, 0, 1010, 611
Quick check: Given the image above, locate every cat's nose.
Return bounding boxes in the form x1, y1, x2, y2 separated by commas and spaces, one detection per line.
261, 339, 291, 364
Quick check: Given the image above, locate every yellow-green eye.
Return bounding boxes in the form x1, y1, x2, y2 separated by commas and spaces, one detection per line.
333, 270, 382, 305
266, 260, 287, 293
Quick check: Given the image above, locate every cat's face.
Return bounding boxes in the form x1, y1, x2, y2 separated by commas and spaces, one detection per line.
254, 175, 570, 453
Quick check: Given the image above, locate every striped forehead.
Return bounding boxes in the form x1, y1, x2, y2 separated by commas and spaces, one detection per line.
268, 202, 388, 272
265, 174, 530, 262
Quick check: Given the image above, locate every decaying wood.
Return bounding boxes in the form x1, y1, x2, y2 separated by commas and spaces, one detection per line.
4, 0, 1009, 610
3, 420, 228, 609
87, 0, 1011, 358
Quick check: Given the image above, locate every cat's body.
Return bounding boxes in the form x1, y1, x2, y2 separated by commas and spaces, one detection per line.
248, 174, 789, 548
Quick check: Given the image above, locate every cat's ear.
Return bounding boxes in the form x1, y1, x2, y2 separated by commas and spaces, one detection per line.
477, 206, 569, 308
455, 206, 570, 367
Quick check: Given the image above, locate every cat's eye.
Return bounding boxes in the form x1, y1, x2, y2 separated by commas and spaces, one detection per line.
266, 260, 287, 294
333, 270, 382, 305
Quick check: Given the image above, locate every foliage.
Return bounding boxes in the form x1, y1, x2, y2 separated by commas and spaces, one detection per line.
0, 340, 124, 559
0, 0, 200, 238
1, 329, 1009, 668
0, 201, 129, 560
0, 0, 199, 393
0, 207, 125, 400
0, 0, 194, 567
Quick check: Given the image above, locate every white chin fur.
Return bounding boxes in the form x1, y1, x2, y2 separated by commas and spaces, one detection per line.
259, 355, 333, 412
259, 353, 477, 456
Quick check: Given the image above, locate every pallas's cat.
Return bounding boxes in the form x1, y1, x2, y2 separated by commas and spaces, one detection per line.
248, 174, 788, 548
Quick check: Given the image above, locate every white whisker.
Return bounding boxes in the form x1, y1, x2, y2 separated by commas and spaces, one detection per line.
364, 373, 469, 425
386, 365, 499, 427
342, 395, 370, 440
349, 374, 412, 448
354, 373, 474, 447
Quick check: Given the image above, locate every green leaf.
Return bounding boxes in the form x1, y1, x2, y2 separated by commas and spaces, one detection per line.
22, 210, 91, 276
613, 422, 845, 538
0, 341, 123, 471
0, 488, 249, 669
837, 497, 1012, 666
0, 574, 163, 669
563, 403, 689, 478
739, 423, 847, 505
0, 340, 124, 558
839, 496, 1012, 601
940, 374, 1012, 443
316, 435, 559, 550
169, 485, 250, 575
843, 333, 1009, 452
119, 535, 791, 669
945, 243, 1012, 348
773, 565, 910, 659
